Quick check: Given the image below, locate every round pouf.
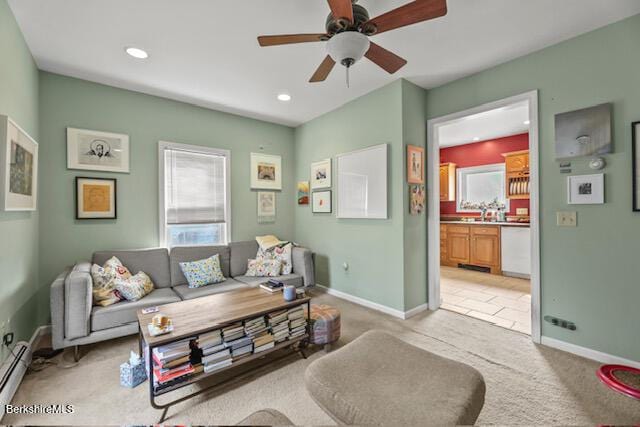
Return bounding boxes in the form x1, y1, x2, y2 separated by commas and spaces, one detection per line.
308, 304, 341, 351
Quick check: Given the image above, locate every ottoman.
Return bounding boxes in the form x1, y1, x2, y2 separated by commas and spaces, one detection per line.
236, 408, 293, 425
304, 330, 486, 425
307, 304, 341, 351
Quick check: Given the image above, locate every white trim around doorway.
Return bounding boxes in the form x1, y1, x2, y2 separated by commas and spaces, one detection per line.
426, 90, 541, 343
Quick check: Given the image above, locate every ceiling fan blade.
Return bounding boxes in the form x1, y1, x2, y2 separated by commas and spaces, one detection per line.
309, 55, 336, 82
365, 0, 447, 35
257, 34, 327, 47
327, 0, 354, 22
365, 42, 407, 74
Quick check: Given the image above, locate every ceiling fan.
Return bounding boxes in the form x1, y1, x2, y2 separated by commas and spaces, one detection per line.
257, 0, 447, 85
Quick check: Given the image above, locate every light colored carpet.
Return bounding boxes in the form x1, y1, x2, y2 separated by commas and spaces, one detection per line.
5, 290, 640, 425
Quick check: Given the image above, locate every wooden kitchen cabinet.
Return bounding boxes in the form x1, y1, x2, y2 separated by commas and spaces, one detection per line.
440, 224, 501, 274
470, 226, 501, 274
446, 225, 470, 265
439, 163, 456, 202
502, 150, 530, 200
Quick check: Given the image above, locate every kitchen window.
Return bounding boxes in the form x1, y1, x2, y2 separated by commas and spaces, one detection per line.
159, 141, 230, 247
456, 164, 508, 212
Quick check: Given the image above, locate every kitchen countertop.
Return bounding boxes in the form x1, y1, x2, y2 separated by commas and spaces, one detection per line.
441, 220, 530, 227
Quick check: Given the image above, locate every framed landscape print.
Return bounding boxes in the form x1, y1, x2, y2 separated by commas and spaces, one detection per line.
1, 115, 38, 211
567, 174, 604, 205
76, 177, 117, 219
67, 128, 130, 173
257, 191, 276, 223
407, 145, 424, 184
633, 122, 640, 211
297, 181, 310, 205
250, 153, 282, 190
312, 190, 332, 213
311, 159, 331, 190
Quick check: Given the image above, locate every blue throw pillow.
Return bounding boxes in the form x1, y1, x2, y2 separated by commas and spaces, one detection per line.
179, 254, 225, 288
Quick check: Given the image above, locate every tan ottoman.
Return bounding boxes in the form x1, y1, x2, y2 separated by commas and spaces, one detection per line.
304, 330, 486, 425
307, 304, 341, 351
236, 408, 293, 425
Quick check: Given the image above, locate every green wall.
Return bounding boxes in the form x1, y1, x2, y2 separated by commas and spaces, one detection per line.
0, 0, 41, 362
426, 13, 640, 361
38, 72, 296, 289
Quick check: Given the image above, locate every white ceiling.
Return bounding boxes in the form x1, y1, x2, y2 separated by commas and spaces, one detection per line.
438, 100, 529, 147
9, 0, 640, 127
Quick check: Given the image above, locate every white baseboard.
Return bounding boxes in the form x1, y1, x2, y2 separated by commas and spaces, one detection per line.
315, 285, 428, 320
29, 325, 51, 352
541, 336, 640, 369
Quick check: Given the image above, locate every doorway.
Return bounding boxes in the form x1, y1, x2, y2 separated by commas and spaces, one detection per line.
427, 91, 541, 343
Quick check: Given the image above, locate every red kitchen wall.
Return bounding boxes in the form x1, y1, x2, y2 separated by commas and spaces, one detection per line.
440, 133, 529, 217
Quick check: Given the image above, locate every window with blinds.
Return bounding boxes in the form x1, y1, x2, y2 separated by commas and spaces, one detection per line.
160, 142, 230, 247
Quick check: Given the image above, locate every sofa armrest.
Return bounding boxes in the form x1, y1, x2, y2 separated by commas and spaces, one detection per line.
63, 262, 93, 341
50, 267, 71, 350
292, 247, 315, 287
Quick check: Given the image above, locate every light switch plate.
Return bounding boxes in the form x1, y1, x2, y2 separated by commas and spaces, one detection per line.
557, 211, 577, 227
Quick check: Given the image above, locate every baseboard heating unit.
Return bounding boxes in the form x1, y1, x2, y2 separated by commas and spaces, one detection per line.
0, 341, 30, 422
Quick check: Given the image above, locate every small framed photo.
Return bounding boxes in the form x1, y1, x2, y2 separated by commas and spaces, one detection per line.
567, 174, 604, 205
297, 181, 310, 205
1, 115, 39, 211
409, 184, 425, 215
257, 191, 276, 223
67, 128, 130, 173
632, 121, 640, 211
250, 153, 282, 190
311, 159, 331, 190
407, 145, 424, 184
76, 177, 117, 219
312, 190, 332, 213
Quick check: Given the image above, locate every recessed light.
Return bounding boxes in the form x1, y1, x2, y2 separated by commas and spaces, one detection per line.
524, 120, 531, 125
277, 93, 291, 102
125, 47, 149, 59
473, 137, 480, 142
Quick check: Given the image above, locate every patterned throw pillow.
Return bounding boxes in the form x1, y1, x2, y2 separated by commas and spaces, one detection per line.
257, 243, 293, 275
246, 259, 282, 277
90, 256, 131, 306
114, 271, 155, 301
179, 254, 226, 288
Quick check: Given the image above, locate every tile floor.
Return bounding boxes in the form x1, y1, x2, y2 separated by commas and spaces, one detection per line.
440, 266, 531, 334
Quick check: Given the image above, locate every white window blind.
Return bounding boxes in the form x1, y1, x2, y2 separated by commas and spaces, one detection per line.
165, 149, 226, 225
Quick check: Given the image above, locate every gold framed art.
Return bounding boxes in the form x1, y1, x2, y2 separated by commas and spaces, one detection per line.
76, 177, 117, 219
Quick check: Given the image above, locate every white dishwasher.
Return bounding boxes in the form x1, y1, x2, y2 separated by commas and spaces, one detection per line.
501, 226, 531, 278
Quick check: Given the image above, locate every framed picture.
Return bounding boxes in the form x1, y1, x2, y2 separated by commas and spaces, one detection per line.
297, 181, 310, 205
76, 177, 117, 219
67, 128, 130, 173
250, 153, 282, 190
632, 122, 640, 211
567, 174, 604, 205
257, 191, 276, 223
409, 184, 425, 215
312, 190, 332, 213
555, 103, 612, 159
311, 159, 331, 190
1, 115, 38, 211
407, 145, 424, 184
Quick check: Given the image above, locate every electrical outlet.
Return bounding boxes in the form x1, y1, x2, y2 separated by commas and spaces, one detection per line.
557, 211, 577, 227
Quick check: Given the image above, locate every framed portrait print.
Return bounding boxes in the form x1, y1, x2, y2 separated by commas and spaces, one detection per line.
257, 191, 276, 223
250, 153, 282, 190
311, 159, 331, 190
1, 115, 38, 211
67, 128, 130, 173
312, 190, 332, 213
76, 177, 117, 219
407, 145, 424, 184
633, 121, 640, 211
567, 174, 604, 205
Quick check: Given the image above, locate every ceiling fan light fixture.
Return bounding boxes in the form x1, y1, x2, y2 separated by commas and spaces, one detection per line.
326, 31, 370, 67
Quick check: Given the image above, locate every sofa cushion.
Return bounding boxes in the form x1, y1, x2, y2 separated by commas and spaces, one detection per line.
173, 279, 250, 300
229, 241, 258, 277
304, 329, 486, 426
234, 274, 303, 288
170, 245, 231, 286
91, 288, 181, 332
93, 248, 171, 288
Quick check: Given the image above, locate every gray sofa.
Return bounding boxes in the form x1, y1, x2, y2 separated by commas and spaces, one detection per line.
50, 241, 314, 351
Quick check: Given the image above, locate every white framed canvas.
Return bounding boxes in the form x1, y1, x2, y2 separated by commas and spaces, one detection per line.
311, 159, 331, 190
312, 190, 332, 213
567, 173, 604, 204
0, 115, 38, 211
250, 153, 282, 190
67, 127, 130, 173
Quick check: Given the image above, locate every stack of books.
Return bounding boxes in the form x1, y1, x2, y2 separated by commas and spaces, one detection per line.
244, 316, 268, 338
198, 330, 232, 374
222, 322, 244, 341
227, 335, 253, 359
253, 333, 275, 353
267, 310, 290, 343
288, 306, 307, 339
151, 338, 195, 393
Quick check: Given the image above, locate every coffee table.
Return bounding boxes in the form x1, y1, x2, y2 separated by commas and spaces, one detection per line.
137, 287, 311, 422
